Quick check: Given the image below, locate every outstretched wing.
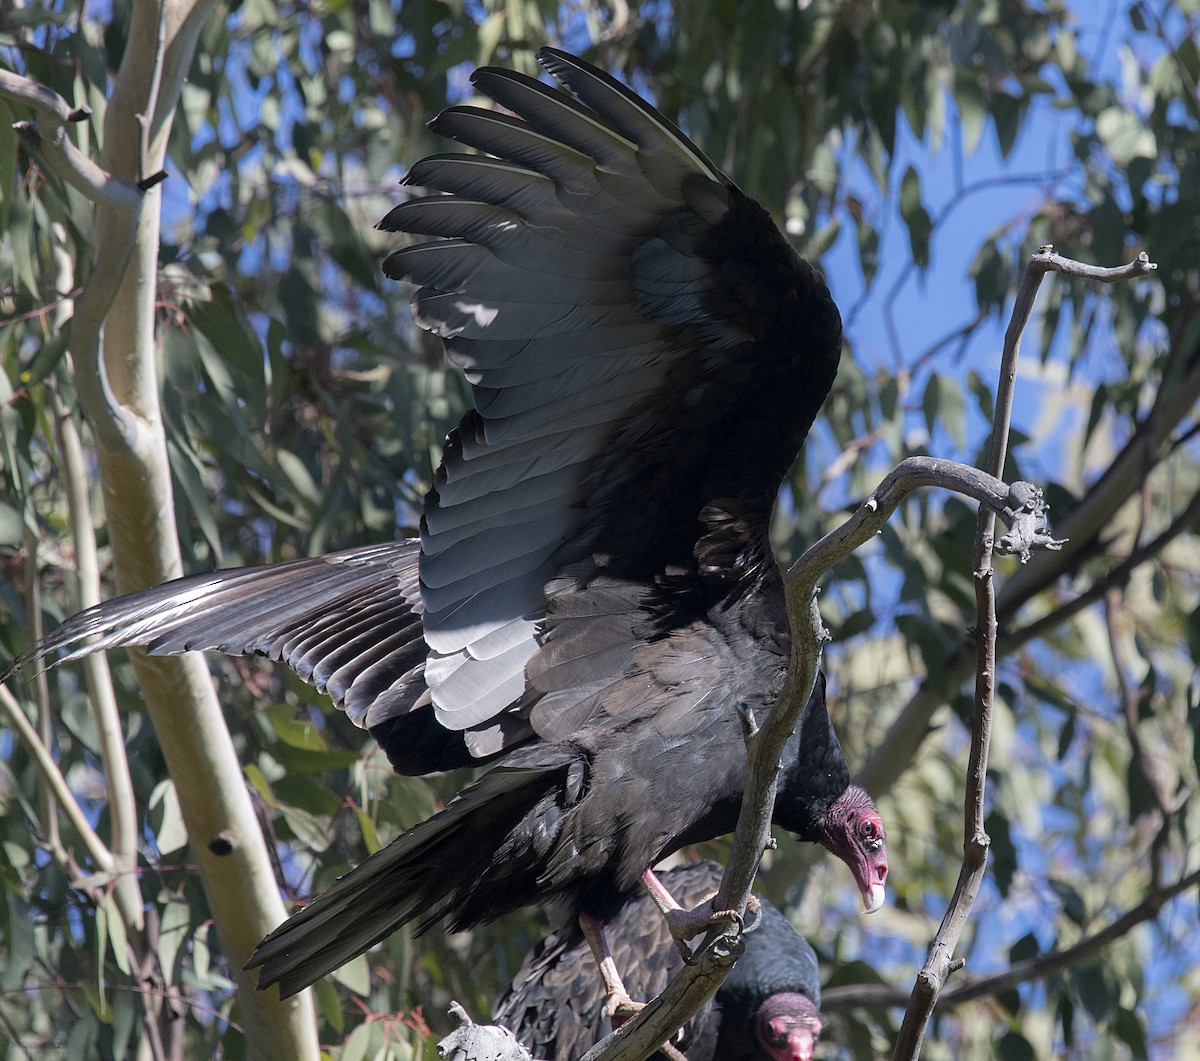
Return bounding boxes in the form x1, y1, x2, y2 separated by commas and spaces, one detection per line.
385, 47, 842, 757
12, 49, 840, 773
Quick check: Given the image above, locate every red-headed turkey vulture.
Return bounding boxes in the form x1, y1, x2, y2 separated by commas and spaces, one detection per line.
495, 861, 823, 1061
11, 48, 887, 999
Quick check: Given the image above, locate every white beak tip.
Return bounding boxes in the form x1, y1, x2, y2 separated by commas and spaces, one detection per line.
863, 883, 886, 914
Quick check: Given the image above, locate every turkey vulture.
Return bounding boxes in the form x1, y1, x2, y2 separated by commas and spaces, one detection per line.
10, 48, 888, 998
495, 861, 823, 1061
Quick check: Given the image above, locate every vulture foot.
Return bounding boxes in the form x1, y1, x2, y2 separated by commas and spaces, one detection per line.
605, 994, 645, 1022
642, 869, 757, 961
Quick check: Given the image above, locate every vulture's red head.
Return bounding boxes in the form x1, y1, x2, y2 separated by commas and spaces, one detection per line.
821, 784, 888, 913
756, 991, 822, 1061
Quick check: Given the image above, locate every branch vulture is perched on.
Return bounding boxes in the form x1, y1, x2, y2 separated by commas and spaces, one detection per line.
495, 861, 824, 1061
13, 48, 888, 997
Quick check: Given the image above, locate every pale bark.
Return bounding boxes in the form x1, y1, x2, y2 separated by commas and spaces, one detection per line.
57, 2, 319, 1055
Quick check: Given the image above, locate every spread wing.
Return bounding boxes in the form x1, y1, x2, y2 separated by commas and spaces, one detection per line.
383, 48, 841, 757
11, 48, 841, 772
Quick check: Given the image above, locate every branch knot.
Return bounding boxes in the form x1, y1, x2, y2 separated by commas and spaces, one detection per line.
996, 483, 1068, 562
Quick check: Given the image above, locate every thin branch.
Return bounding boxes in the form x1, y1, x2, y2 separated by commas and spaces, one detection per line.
23, 525, 67, 869
1, 69, 141, 211
137, 0, 170, 184
0, 68, 91, 124
13, 120, 144, 209
823, 865, 1200, 1012
859, 250, 1170, 799
0, 684, 114, 873
50, 392, 145, 934
890, 247, 1156, 1060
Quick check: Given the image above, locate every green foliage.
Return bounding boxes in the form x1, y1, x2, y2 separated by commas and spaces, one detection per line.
2, 1, 1199, 1058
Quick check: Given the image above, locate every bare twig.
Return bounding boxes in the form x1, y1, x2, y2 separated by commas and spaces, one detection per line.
890, 247, 1156, 1060
859, 250, 1172, 799
823, 865, 1200, 1012
0, 684, 114, 872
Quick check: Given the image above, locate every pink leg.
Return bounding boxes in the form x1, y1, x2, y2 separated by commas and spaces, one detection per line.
640, 868, 745, 960
579, 912, 645, 1021
580, 906, 692, 1061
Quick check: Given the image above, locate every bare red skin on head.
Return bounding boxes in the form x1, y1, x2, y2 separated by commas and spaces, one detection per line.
756, 992, 821, 1061
822, 785, 888, 913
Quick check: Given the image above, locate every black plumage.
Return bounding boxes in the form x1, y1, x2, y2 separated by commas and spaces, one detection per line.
10, 48, 888, 998
495, 861, 823, 1061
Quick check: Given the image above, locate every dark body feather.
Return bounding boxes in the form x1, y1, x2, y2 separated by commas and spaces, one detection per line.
495, 861, 822, 1061
10, 49, 886, 998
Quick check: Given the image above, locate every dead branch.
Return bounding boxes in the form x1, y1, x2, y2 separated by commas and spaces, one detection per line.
582, 458, 1064, 1061
890, 247, 1156, 1061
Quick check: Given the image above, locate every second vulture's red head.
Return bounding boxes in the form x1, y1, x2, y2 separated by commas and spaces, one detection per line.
756, 991, 822, 1061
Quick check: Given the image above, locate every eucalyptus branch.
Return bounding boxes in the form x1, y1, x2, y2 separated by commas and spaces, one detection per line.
0, 68, 143, 210
137, 0, 170, 184
13, 120, 145, 209
823, 865, 1200, 1012
22, 524, 65, 868
2, 53, 146, 452
50, 392, 145, 934
891, 247, 1156, 1061
0, 68, 92, 124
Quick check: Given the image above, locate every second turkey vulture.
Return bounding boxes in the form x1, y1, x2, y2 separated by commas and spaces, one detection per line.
495, 861, 823, 1061
11, 48, 888, 998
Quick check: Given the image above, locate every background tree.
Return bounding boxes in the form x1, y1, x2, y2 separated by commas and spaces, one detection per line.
0, 1, 1196, 1059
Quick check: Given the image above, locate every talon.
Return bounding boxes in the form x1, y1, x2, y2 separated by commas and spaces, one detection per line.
742, 893, 763, 933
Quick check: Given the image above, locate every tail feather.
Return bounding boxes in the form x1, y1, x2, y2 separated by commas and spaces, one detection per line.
246, 761, 571, 997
